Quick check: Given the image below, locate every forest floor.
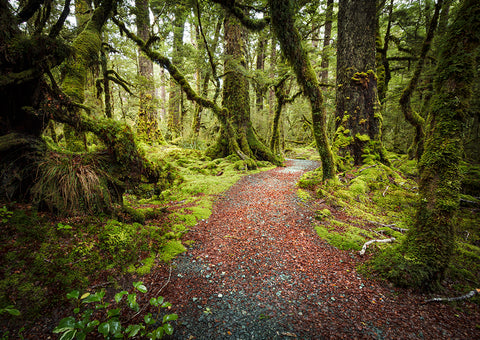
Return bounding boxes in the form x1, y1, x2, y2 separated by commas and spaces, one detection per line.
135, 159, 480, 339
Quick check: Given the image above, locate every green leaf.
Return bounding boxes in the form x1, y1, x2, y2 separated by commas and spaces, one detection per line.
114, 291, 128, 303
76, 331, 87, 340
5, 307, 20, 316
98, 322, 110, 337
150, 296, 163, 307
153, 326, 165, 339
164, 323, 174, 335
144, 313, 154, 325
53, 316, 76, 333
107, 308, 121, 318
73, 307, 80, 314
82, 293, 102, 304
59, 329, 77, 340
163, 313, 178, 323
127, 293, 139, 312
126, 324, 143, 338
161, 302, 172, 308
133, 281, 147, 293
67, 290, 80, 300
86, 320, 99, 332
109, 319, 122, 335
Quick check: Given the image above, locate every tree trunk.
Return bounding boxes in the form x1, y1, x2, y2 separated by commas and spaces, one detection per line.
167, 4, 187, 140
255, 33, 267, 112
269, 0, 335, 180
401, 0, 480, 290
135, 0, 164, 144
399, 0, 443, 160
319, 0, 333, 88
206, 9, 280, 166
334, 0, 386, 168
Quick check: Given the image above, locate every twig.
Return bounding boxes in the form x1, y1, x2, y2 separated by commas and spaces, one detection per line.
383, 185, 389, 197
89, 281, 113, 290
359, 237, 396, 256
424, 289, 480, 303
129, 263, 173, 321
367, 220, 408, 233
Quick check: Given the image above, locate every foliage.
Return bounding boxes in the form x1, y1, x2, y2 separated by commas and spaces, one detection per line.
31, 151, 115, 215
53, 282, 177, 339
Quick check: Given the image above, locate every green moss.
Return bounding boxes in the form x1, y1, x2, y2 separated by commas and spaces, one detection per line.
314, 224, 366, 251
315, 209, 332, 221
297, 188, 312, 202
161, 240, 186, 262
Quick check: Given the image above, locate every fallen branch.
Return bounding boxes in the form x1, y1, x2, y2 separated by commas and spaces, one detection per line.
424, 289, 480, 303
383, 185, 389, 197
367, 220, 409, 233
359, 237, 396, 256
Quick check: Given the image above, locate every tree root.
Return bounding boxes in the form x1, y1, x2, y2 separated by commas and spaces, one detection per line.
424, 289, 480, 303
359, 237, 396, 255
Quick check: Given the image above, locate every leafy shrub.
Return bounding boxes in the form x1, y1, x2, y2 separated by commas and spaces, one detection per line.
53, 282, 177, 339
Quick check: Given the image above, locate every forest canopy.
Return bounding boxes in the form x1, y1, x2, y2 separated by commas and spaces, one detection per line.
1, 0, 480, 307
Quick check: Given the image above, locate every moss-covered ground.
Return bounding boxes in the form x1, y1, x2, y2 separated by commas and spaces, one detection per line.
297, 152, 480, 297
0, 144, 274, 330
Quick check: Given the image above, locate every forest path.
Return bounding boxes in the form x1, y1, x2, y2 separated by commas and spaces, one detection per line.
158, 159, 478, 339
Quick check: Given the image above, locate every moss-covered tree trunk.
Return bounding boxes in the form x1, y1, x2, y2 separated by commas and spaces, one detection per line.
206, 9, 281, 166
166, 3, 187, 140
269, 0, 336, 180
399, 0, 442, 160
62, 0, 115, 151
334, 0, 386, 168
376, 0, 393, 107
319, 0, 333, 88
401, 0, 480, 290
135, 0, 164, 144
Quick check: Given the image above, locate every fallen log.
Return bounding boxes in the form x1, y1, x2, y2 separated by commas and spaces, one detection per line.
359, 237, 396, 256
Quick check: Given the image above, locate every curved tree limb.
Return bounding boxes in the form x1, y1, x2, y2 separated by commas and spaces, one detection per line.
112, 17, 252, 163
399, 0, 443, 160
210, 0, 269, 31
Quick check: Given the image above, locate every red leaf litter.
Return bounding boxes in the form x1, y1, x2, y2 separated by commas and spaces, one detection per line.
155, 160, 480, 339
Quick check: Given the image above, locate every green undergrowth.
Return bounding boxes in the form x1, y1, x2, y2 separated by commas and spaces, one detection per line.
1, 145, 275, 334
138, 144, 275, 226
298, 156, 417, 252
0, 207, 171, 324
284, 145, 321, 161
298, 155, 480, 294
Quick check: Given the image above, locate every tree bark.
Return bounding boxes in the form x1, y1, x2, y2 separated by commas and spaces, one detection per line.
334, 0, 387, 168
319, 0, 333, 88
206, 8, 280, 166
269, 0, 336, 180
401, 0, 480, 290
135, 0, 164, 144
399, 0, 442, 160
167, 3, 187, 140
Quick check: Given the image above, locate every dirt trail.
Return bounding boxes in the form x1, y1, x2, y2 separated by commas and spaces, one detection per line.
158, 159, 479, 339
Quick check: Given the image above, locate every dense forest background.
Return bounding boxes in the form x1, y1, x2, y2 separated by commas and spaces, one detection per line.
1, 0, 480, 337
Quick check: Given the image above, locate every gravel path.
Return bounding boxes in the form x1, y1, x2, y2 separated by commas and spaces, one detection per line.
158, 159, 480, 339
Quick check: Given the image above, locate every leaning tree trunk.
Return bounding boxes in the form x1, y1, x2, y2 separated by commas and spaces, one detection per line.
335, 0, 387, 168
206, 9, 281, 167
269, 0, 336, 180
401, 0, 480, 290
